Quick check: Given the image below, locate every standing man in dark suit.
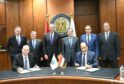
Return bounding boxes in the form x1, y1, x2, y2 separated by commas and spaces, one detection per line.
12, 45, 37, 73
27, 31, 43, 67
43, 23, 67, 66
75, 42, 98, 68
98, 22, 120, 68
7, 26, 27, 64
80, 25, 99, 57
62, 28, 79, 66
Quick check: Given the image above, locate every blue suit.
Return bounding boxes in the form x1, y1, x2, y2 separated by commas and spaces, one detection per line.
80, 34, 99, 57
76, 51, 98, 67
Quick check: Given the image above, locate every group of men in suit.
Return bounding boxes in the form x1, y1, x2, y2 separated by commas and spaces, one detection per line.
6, 22, 120, 72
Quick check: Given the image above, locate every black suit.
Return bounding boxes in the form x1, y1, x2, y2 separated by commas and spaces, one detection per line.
43, 32, 67, 66
98, 32, 120, 68
27, 39, 43, 67
6, 35, 27, 63
62, 37, 79, 66
12, 53, 36, 71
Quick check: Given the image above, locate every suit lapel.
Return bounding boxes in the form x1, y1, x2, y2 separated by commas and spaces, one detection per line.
87, 51, 90, 63
19, 54, 24, 67
35, 39, 39, 49
30, 40, 34, 50
79, 52, 82, 65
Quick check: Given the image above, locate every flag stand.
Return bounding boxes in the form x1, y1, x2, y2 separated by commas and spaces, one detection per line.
52, 67, 65, 75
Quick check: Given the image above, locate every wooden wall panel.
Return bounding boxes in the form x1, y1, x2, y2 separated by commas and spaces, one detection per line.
0, 3, 5, 25
116, 0, 124, 64
99, 0, 117, 32
19, 0, 33, 39
74, 0, 99, 37
6, 0, 19, 38
47, 0, 74, 22
75, 15, 99, 37
33, 0, 46, 39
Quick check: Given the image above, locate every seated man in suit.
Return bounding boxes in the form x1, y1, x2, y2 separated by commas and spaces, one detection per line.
12, 45, 37, 73
75, 42, 98, 69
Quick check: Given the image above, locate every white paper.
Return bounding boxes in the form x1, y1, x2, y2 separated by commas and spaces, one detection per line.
29, 68, 41, 71
76, 66, 86, 70
18, 70, 30, 74
85, 68, 100, 72
76, 67, 100, 72
18, 68, 41, 74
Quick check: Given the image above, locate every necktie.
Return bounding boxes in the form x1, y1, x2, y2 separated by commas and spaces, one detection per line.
106, 32, 109, 40
82, 54, 85, 66
24, 56, 29, 69
17, 36, 20, 45
50, 33, 53, 44
87, 35, 89, 44
32, 40, 36, 49
69, 37, 72, 47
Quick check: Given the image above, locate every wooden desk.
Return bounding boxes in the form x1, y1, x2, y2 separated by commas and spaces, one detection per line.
0, 68, 123, 84
0, 76, 114, 84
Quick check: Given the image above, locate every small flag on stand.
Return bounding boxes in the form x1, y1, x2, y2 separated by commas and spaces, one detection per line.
50, 54, 58, 70
58, 54, 66, 68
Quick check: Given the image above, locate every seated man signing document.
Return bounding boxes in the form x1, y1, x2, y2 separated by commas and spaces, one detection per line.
12, 45, 39, 73
75, 42, 98, 69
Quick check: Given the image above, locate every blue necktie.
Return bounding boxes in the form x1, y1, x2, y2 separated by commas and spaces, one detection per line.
82, 54, 85, 66
87, 35, 89, 44
50, 33, 53, 44
69, 37, 72, 47
24, 56, 29, 69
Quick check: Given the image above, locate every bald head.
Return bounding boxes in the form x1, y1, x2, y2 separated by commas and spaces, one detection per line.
80, 42, 88, 53
22, 45, 30, 56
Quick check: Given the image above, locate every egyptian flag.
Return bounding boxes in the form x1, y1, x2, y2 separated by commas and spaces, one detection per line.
44, 19, 50, 34
58, 54, 66, 68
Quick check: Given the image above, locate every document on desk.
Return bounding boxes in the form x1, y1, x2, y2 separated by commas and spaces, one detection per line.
19, 68, 42, 74
85, 68, 100, 72
76, 67, 100, 72
29, 68, 41, 71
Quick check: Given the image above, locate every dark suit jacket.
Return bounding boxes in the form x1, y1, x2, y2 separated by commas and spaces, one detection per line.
76, 51, 98, 67
80, 34, 99, 57
6, 35, 27, 57
27, 39, 43, 66
12, 53, 36, 71
62, 37, 79, 62
98, 32, 120, 60
43, 32, 67, 60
